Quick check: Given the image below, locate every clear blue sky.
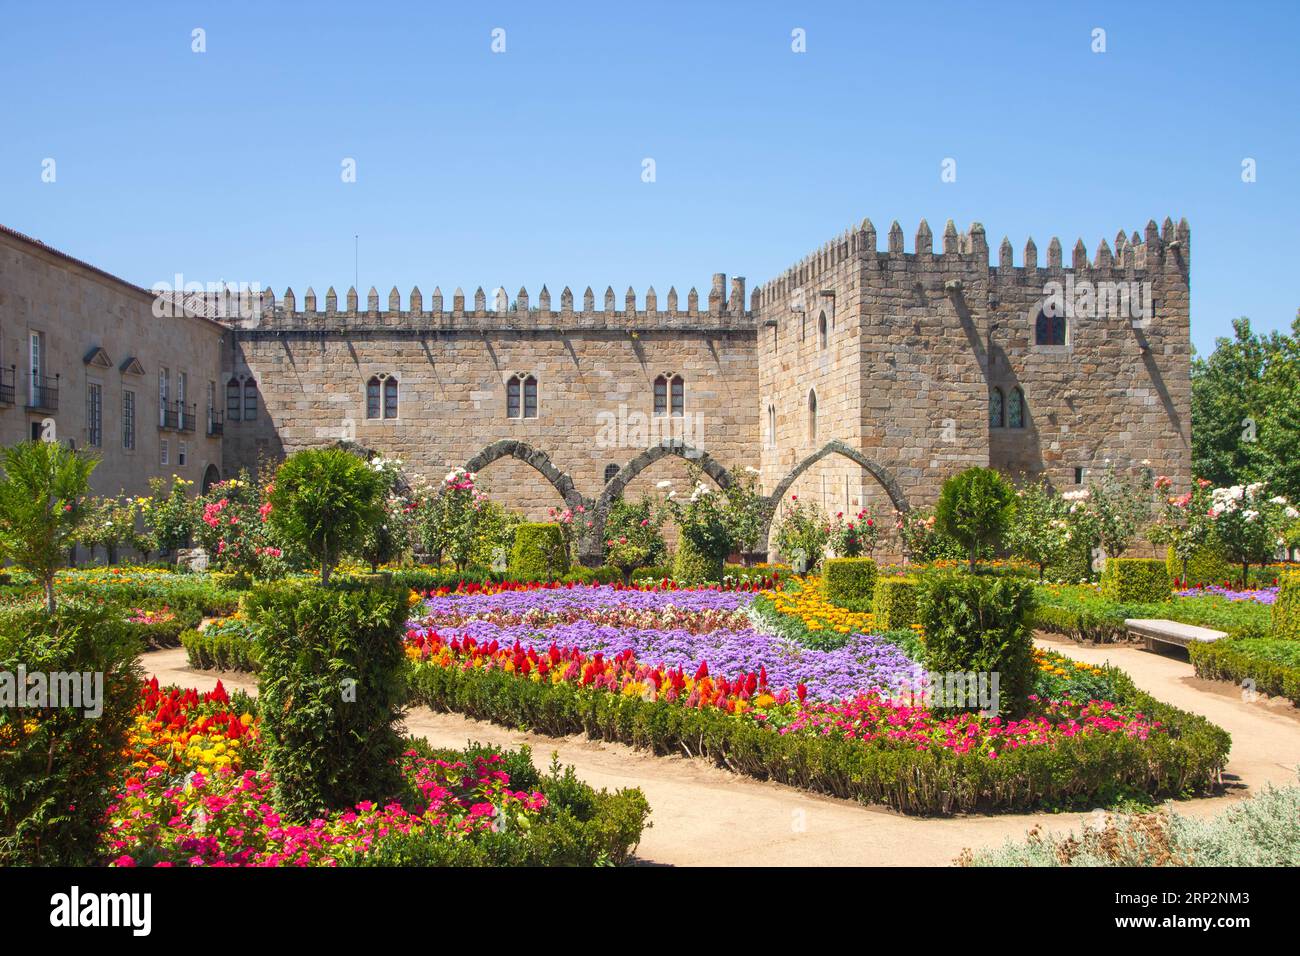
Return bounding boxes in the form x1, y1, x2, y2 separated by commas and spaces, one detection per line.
3, 0, 1297, 355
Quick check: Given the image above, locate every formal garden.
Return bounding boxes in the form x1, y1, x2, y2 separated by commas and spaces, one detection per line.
2, 438, 1300, 866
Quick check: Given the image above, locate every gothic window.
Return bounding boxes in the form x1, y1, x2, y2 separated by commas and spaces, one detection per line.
523, 375, 537, 418
653, 375, 667, 415
604, 463, 619, 483
507, 377, 520, 418
1035, 309, 1067, 346
1008, 387, 1025, 428
989, 387, 1005, 428
818, 311, 828, 350
226, 378, 241, 422
243, 379, 258, 422
366, 377, 381, 419
670, 375, 683, 415
808, 388, 817, 444
507, 374, 537, 419
383, 377, 398, 419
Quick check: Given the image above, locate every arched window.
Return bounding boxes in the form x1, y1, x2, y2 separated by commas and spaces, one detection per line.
508, 373, 537, 419
226, 378, 241, 422
670, 375, 683, 416
1008, 387, 1025, 428
383, 377, 398, 419
989, 387, 1005, 428
818, 311, 828, 350
604, 463, 619, 484
653, 375, 668, 415
523, 375, 537, 418
1035, 309, 1067, 346
366, 377, 381, 419
800, 314, 807, 342
507, 377, 520, 418
807, 389, 817, 444
767, 404, 776, 448
242, 379, 258, 422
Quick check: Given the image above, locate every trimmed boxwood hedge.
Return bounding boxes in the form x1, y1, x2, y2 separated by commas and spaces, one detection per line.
406, 660, 1230, 815
672, 536, 723, 584
508, 523, 570, 582
1101, 558, 1170, 604
1190, 637, 1300, 708
180, 628, 261, 672
1274, 572, 1300, 640
872, 576, 919, 630
1167, 542, 1234, 588
823, 557, 877, 611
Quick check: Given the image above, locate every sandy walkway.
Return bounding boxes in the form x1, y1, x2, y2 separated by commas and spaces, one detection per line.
141, 636, 1300, 866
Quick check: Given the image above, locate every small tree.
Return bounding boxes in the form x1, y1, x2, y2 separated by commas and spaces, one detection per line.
605, 495, 667, 578
1147, 477, 1215, 584
355, 455, 414, 571
1006, 479, 1071, 580
0, 441, 97, 612
934, 467, 1016, 571
827, 507, 879, 558
266, 447, 384, 583
771, 494, 830, 572
1208, 482, 1295, 586
721, 467, 768, 563
140, 475, 195, 556
1088, 467, 1155, 559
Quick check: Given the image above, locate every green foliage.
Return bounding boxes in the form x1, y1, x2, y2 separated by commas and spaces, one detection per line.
1005, 479, 1071, 579
1272, 572, 1300, 640
672, 533, 723, 584
341, 744, 649, 867
918, 573, 1037, 716
247, 581, 410, 820
665, 475, 732, 568
720, 468, 768, 556
266, 447, 385, 583
181, 618, 261, 672
823, 557, 878, 612
0, 440, 98, 612
78, 494, 150, 564
604, 496, 665, 581
407, 651, 1229, 814
194, 470, 289, 580
1030, 583, 1271, 644
509, 523, 570, 581
771, 495, 830, 570
1100, 558, 1171, 604
1190, 637, 1300, 708
0, 599, 143, 865
934, 467, 1016, 570
873, 575, 919, 630
141, 474, 197, 556
413, 469, 516, 572
1166, 539, 1234, 588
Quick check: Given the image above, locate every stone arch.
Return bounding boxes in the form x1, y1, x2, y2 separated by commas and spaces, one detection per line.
596, 440, 735, 514
465, 439, 587, 512
201, 463, 221, 493
763, 439, 909, 546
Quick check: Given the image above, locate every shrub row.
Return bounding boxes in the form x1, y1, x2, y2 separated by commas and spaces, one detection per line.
1030, 586, 1272, 644
180, 628, 262, 673
1275, 572, 1300, 640
406, 658, 1230, 815
1189, 638, 1300, 708
823, 557, 877, 611
1101, 558, 1170, 604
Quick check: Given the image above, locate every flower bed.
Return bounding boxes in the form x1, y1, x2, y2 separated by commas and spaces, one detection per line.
106, 678, 648, 866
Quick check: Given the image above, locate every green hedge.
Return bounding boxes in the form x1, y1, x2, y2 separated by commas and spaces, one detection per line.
508, 523, 570, 582
872, 576, 919, 630
823, 558, 877, 611
1190, 638, 1300, 708
1167, 542, 1234, 588
672, 535, 723, 584
1030, 584, 1271, 644
407, 659, 1229, 815
1274, 572, 1300, 640
0, 600, 143, 865
248, 581, 410, 820
1101, 558, 1170, 604
341, 741, 648, 866
180, 628, 261, 672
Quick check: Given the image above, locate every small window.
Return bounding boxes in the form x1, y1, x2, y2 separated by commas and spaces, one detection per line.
243, 379, 258, 422
604, 463, 619, 484
653, 375, 668, 415
1074, 466, 1085, 485
383, 377, 398, 419
123, 390, 136, 450
670, 376, 683, 416
1035, 309, 1067, 346
767, 404, 776, 448
226, 379, 241, 421
160, 439, 169, 466
808, 389, 817, 444
523, 375, 537, 418
507, 377, 521, 418
818, 311, 828, 350
989, 387, 1005, 428
366, 377, 381, 419
178, 441, 188, 467
86, 383, 102, 447
1008, 387, 1025, 428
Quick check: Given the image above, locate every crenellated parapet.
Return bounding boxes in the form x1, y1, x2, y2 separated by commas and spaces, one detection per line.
213, 273, 755, 333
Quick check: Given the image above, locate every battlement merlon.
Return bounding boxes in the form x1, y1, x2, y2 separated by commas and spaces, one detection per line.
754, 217, 1189, 308
203, 275, 757, 333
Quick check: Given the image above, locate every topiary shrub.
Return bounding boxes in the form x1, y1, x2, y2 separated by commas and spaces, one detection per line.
1166, 542, 1234, 588
0, 600, 142, 865
918, 573, 1036, 717
1100, 557, 1170, 604
247, 581, 410, 820
672, 534, 723, 584
934, 467, 1017, 572
873, 575, 919, 630
508, 522, 570, 582
823, 557, 878, 611
1274, 572, 1300, 641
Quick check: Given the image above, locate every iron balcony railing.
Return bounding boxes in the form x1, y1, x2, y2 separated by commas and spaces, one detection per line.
206, 410, 223, 436
159, 400, 197, 431
0, 366, 14, 406
26, 374, 59, 412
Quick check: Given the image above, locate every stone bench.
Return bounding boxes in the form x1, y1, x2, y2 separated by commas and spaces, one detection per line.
1124, 618, 1228, 651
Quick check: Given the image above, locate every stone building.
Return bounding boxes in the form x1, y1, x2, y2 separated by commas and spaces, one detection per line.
0, 225, 225, 497
0, 215, 1191, 560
